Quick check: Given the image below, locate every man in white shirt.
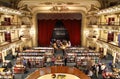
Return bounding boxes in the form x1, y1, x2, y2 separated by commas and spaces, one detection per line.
101, 64, 106, 71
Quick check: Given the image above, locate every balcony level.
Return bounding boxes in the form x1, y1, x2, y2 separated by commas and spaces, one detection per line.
0, 22, 21, 31
97, 38, 120, 50
98, 22, 120, 26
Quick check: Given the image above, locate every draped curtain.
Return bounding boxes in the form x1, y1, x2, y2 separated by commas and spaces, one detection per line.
63, 20, 81, 46
38, 20, 81, 46
38, 20, 55, 46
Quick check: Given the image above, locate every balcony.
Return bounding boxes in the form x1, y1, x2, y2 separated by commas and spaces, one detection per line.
97, 39, 120, 49
0, 22, 21, 31
0, 22, 21, 26
98, 38, 108, 42
86, 36, 98, 42
98, 22, 120, 26
0, 39, 22, 50
21, 36, 32, 42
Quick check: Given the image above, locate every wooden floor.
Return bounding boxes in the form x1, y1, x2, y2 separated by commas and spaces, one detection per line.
26, 66, 91, 79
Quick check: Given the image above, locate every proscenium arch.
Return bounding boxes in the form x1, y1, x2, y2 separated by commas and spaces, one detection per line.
31, 10, 87, 47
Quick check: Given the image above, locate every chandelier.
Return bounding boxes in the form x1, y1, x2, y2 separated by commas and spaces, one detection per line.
50, 6, 69, 12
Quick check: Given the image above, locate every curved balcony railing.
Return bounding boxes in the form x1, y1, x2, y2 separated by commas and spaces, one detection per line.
0, 22, 21, 26
98, 22, 120, 26
0, 22, 21, 30
97, 38, 120, 49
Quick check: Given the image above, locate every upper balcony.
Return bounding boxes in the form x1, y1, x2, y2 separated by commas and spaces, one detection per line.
0, 22, 32, 31
0, 39, 22, 50
97, 38, 120, 51
0, 22, 21, 31
98, 22, 120, 26
97, 22, 120, 31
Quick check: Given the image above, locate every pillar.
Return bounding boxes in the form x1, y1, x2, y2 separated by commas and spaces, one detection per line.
86, 41, 89, 48
113, 52, 117, 64
103, 48, 107, 57
95, 45, 99, 52
12, 47, 15, 56
2, 50, 6, 62
19, 45, 23, 52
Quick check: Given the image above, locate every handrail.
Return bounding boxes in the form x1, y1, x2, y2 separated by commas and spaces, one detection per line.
97, 39, 120, 49
98, 22, 120, 26
0, 39, 22, 49
0, 22, 21, 26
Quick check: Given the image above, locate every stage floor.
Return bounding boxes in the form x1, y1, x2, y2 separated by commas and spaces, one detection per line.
37, 73, 80, 79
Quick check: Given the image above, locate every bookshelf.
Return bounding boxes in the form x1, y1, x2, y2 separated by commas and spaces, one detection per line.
18, 47, 54, 68
65, 47, 100, 66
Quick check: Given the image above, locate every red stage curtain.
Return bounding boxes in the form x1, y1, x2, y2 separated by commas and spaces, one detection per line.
63, 20, 81, 46
38, 20, 81, 46
38, 20, 55, 46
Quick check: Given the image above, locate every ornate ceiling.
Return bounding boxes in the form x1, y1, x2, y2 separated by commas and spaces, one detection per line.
18, 0, 101, 14
0, 0, 120, 14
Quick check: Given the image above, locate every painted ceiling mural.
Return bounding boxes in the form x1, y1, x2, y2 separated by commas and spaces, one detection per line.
0, 0, 119, 11
0, 0, 120, 8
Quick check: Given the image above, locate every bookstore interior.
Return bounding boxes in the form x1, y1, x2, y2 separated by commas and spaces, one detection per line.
0, 0, 120, 79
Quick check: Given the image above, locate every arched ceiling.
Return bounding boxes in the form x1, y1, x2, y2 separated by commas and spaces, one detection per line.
18, 0, 101, 14
0, 0, 119, 14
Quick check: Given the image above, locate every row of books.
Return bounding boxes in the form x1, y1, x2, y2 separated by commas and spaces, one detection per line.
66, 53, 100, 56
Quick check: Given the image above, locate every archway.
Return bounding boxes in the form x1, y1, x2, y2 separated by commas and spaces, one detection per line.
37, 13, 82, 47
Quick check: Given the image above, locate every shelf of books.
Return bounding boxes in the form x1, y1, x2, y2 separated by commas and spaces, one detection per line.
65, 47, 100, 66
18, 47, 54, 68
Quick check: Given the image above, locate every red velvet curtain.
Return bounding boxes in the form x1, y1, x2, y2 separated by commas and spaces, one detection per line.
38, 20, 55, 46
63, 20, 81, 46
38, 20, 81, 46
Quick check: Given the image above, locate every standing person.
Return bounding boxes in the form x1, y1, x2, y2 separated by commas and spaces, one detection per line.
27, 59, 31, 68
64, 56, 67, 66
46, 56, 52, 66
88, 69, 93, 78
51, 56, 56, 66
23, 58, 27, 66
98, 63, 102, 74
95, 64, 99, 78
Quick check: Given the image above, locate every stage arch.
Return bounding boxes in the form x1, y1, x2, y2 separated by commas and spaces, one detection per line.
37, 13, 82, 46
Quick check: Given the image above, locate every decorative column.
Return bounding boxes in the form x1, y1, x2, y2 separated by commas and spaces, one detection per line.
103, 48, 107, 57
2, 50, 6, 62
96, 45, 99, 52
86, 41, 89, 48
12, 47, 15, 56
19, 45, 23, 52
116, 13, 120, 25
113, 52, 117, 64
1, 53, 5, 62
4, 50, 7, 57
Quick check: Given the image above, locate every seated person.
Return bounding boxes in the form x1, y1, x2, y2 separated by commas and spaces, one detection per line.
52, 39, 71, 49
56, 56, 62, 62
